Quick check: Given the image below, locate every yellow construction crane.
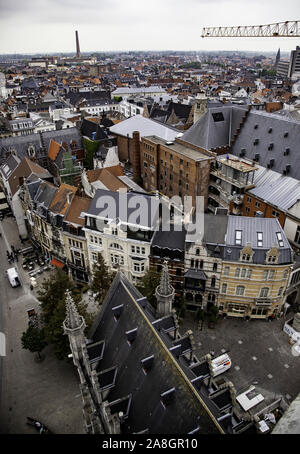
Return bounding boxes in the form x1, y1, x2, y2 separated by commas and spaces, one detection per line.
201, 20, 300, 38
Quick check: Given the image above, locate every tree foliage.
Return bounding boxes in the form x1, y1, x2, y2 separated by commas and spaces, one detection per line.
37, 269, 93, 360
90, 253, 115, 305
21, 326, 47, 359
136, 268, 160, 309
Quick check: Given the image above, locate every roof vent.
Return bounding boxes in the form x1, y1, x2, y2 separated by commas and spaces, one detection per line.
165, 141, 174, 146
268, 143, 273, 151
112, 304, 123, 321
125, 328, 137, 345
284, 148, 290, 156
253, 139, 259, 146
284, 132, 288, 138
254, 124, 258, 129
160, 387, 176, 407
240, 148, 246, 157
268, 127, 272, 133
141, 355, 154, 373
254, 153, 260, 161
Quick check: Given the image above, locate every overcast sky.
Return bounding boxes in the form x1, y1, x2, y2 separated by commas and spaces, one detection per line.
0, 0, 299, 54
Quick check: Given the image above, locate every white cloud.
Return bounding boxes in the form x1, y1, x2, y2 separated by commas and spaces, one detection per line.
0, 0, 299, 53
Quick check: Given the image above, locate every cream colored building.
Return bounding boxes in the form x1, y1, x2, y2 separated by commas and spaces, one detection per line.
218, 217, 293, 320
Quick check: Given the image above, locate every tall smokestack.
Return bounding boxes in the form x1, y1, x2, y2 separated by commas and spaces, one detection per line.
75, 30, 81, 58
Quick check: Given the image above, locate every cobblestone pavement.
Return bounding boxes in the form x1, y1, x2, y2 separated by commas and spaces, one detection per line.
180, 312, 300, 405
0, 217, 84, 434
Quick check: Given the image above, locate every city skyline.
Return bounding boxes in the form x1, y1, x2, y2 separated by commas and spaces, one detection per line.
0, 0, 299, 54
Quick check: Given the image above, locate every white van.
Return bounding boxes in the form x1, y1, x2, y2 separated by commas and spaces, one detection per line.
6, 267, 21, 288
211, 353, 231, 377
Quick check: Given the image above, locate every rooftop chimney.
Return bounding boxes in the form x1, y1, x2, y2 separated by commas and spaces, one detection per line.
75, 30, 81, 58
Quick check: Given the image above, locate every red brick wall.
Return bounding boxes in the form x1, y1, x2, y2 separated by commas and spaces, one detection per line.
242, 192, 286, 226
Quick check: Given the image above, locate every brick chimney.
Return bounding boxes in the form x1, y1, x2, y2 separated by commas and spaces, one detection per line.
132, 131, 141, 183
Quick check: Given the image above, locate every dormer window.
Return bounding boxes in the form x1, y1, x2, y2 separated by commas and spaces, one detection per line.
160, 388, 175, 408
276, 232, 284, 247
257, 232, 263, 247
235, 230, 242, 245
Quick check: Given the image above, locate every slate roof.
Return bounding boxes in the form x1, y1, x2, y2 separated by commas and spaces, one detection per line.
0, 154, 20, 180
66, 91, 111, 107
42, 127, 82, 153
151, 228, 186, 251
185, 214, 229, 245
249, 164, 300, 212
86, 189, 160, 230
88, 272, 222, 434
109, 114, 179, 141
34, 180, 58, 209
181, 105, 248, 150
0, 134, 43, 164
224, 216, 293, 265
230, 110, 300, 180
81, 118, 109, 140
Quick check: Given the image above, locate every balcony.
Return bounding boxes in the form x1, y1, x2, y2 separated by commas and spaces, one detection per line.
255, 298, 272, 306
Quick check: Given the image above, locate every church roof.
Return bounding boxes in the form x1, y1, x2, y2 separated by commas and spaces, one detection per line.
87, 272, 222, 434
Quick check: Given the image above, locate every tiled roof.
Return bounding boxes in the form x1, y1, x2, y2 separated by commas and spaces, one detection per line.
48, 139, 61, 161
49, 183, 77, 215
64, 196, 91, 226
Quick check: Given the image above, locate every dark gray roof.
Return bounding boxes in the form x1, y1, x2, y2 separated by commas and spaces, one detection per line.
42, 127, 82, 152
88, 272, 221, 434
0, 134, 43, 164
151, 228, 186, 250
181, 105, 248, 150
186, 214, 229, 245
0, 154, 20, 180
87, 189, 160, 230
224, 216, 293, 265
230, 110, 300, 180
34, 181, 58, 209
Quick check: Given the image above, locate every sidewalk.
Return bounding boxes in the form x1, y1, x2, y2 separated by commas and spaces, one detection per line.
0, 217, 85, 434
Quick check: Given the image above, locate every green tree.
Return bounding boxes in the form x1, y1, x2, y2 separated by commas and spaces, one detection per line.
136, 269, 160, 309
21, 326, 47, 360
38, 269, 92, 360
90, 253, 114, 305
113, 96, 123, 102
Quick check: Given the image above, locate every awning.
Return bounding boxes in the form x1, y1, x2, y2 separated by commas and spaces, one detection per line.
51, 258, 65, 268
0, 203, 9, 210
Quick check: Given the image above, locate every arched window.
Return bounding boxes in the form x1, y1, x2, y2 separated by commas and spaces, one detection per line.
195, 248, 200, 256
211, 276, 216, 288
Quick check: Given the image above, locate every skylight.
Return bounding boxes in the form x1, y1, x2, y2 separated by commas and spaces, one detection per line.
212, 112, 224, 122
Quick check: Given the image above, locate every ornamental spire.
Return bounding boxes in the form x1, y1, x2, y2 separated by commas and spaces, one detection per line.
155, 261, 175, 318
158, 262, 174, 296
64, 289, 84, 330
